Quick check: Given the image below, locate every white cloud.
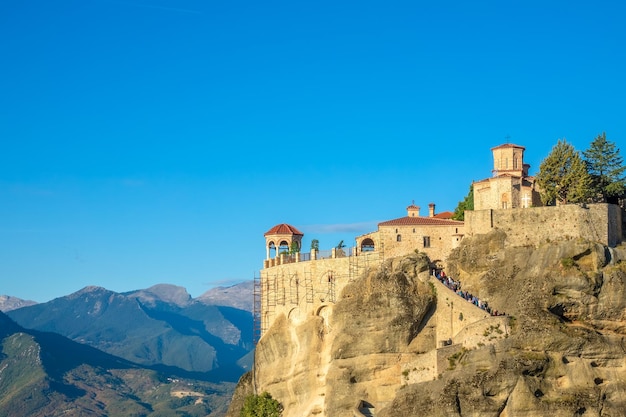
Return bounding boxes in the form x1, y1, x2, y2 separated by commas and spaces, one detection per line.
300, 221, 378, 234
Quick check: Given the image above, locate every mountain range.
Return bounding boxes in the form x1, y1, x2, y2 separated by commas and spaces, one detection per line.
1, 281, 254, 416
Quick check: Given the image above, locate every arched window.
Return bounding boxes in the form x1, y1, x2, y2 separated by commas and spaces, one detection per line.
360, 238, 375, 252
397, 234, 402, 242
279, 240, 290, 255
501, 193, 509, 209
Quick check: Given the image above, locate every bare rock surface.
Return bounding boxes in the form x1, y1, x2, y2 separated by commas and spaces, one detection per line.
230, 231, 626, 416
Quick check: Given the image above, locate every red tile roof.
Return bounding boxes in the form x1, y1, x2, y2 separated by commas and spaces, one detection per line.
378, 216, 463, 227
264, 223, 304, 236
434, 211, 454, 219
491, 143, 525, 151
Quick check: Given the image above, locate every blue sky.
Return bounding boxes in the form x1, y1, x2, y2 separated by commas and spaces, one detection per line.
1, 0, 624, 302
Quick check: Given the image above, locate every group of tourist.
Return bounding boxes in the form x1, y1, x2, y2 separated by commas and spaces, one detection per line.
433, 270, 505, 316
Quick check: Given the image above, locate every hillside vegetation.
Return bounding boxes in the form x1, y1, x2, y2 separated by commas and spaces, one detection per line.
0, 312, 236, 416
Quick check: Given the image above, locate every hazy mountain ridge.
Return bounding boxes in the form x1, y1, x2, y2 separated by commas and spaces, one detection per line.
197, 281, 254, 312
124, 283, 193, 307
0, 294, 37, 312
1, 281, 252, 312
6, 281, 254, 380
0, 311, 235, 416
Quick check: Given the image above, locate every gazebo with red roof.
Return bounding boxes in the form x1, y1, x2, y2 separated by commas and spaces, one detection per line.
264, 223, 304, 260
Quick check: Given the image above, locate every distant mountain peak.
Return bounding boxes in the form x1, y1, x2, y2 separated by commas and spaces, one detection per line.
67, 286, 112, 300
0, 295, 38, 312
76, 285, 108, 294
125, 283, 191, 307
197, 281, 253, 312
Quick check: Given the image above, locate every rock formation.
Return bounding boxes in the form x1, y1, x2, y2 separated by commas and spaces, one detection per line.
228, 230, 626, 416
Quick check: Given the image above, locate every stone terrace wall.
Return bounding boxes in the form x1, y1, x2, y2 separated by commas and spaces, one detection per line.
259, 252, 382, 335
431, 278, 492, 346
465, 203, 623, 248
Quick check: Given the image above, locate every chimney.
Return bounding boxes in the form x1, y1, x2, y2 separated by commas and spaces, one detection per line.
428, 203, 435, 217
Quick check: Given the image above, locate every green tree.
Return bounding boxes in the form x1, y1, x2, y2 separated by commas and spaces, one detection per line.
310, 239, 319, 251
452, 185, 473, 220
289, 241, 300, 255
582, 132, 626, 203
241, 392, 283, 417
536, 139, 592, 205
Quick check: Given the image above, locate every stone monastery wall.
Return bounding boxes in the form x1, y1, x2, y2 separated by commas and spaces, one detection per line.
376, 225, 462, 262
465, 203, 623, 248
258, 252, 382, 335
258, 203, 624, 344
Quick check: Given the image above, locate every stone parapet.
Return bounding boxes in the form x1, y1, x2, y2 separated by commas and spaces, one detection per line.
259, 252, 382, 337
465, 203, 623, 248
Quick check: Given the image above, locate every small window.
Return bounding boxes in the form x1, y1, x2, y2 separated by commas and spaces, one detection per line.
413, 228, 416, 233
397, 234, 402, 242
423, 236, 431, 248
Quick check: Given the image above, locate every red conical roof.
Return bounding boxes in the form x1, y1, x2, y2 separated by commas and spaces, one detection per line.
264, 223, 304, 236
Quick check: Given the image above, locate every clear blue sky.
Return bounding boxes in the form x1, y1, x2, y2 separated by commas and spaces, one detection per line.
1, 0, 624, 302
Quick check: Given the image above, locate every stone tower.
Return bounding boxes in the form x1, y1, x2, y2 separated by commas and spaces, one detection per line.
491, 143, 529, 178
473, 143, 541, 210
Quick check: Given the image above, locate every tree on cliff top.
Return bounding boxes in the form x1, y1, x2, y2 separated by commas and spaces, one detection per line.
241, 392, 283, 417
452, 184, 473, 220
583, 132, 626, 204
536, 139, 592, 205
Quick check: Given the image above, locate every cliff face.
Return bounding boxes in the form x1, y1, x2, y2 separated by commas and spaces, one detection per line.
229, 231, 626, 417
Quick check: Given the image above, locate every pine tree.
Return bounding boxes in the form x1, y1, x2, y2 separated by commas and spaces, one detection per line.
582, 132, 626, 203
536, 139, 592, 205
